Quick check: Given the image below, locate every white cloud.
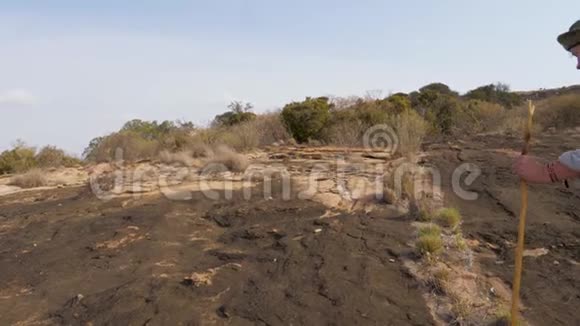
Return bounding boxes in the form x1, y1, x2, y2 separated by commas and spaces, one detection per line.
0, 89, 37, 106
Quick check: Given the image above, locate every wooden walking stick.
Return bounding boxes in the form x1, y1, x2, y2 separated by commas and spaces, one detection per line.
510, 100, 535, 326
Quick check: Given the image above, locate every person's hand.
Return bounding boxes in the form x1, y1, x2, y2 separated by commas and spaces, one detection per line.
512, 155, 551, 183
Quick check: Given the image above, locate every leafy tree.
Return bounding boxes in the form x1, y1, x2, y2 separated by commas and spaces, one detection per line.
386, 93, 411, 114
423, 95, 461, 134
411, 83, 461, 135
464, 83, 523, 109
419, 83, 459, 97
281, 97, 332, 143
120, 119, 177, 140
213, 101, 257, 127
83, 136, 105, 160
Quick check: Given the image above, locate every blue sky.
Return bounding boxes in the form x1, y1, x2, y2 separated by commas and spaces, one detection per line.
0, 1, 578, 154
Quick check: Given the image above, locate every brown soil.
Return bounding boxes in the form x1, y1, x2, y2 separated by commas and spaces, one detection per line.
427, 132, 580, 326
1, 132, 579, 325
0, 181, 433, 325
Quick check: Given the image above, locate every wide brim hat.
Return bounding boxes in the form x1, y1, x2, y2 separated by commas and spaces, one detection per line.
558, 20, 580, 51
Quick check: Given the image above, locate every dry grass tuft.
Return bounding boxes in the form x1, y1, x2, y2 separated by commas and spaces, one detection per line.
492, 308, 519, 326
418, 224, 442, 237
426, 267, 450, 295
437, 207, 462, 230
394, 110, 427, 159
159, 150, 196, 166
324, 120, 367, 147
9, 169, 47, 188
454, 233, 468, 251
535, 93, 580, 130
205, 145, 249, 173
417, 225, 443, 255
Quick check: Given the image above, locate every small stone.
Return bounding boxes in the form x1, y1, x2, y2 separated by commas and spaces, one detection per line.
217, 305, 230, 318
389, 259, 395, 263
314, 228, 322, 233
553, 260, 560, 266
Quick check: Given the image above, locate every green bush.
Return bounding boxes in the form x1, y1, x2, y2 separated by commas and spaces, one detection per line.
418, 83, 459, 97
281, 97, 331, 143
424, 95, 461, 135
36, 145, 81, 168
0, 143, 37, 174
412, 83, 461, 135
83, 119, 197, 162
387, 93, 411, 114
213, 101, 257, 127
464, 83, 523, 109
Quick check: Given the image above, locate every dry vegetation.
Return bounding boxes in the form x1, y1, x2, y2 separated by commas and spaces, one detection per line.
0, 143, 80, 175
394, 110, 428, 159
436, 207, 462, 230
204, 145, 249, 172
8, 169, 48, 188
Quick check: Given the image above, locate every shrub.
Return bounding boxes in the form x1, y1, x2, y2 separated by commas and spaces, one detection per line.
437, 207, 462, 230
428, 268, 450, 294
158, 128, 197, 152
159, 150, 195, 166
417, 233, 443, 255
36, 146, 81, 168
213, 101, 256, 127
411, 83, 461, 135
535, 93, 580, 130
457, 100, 506, 133
418, 209, 433, 222
497, 105, 536, 135
281, 97, 331, 143
205, 145, 248, 172
393, 110, 427, 159
418, 83, 459, 97
418, 224, 442, 237
221, 121, 260, 152
386, 93, 411, 114
253, 112, 291, 146
417, 223, 443, 255
422, 95, 461, 135
454, 233, 468, 250
85, 131, 160, 162
323, 119, 367, 147
0, 143, 37, 174
9, 169, 47, 188
464, 83, 523, 109
83, 119, 196, 161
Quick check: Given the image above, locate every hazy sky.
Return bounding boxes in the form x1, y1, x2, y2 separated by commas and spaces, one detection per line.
1, 1, 579, 154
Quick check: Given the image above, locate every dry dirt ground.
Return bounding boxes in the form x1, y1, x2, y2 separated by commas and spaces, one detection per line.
1, 133, 579, 325
427, 131, 580, 326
